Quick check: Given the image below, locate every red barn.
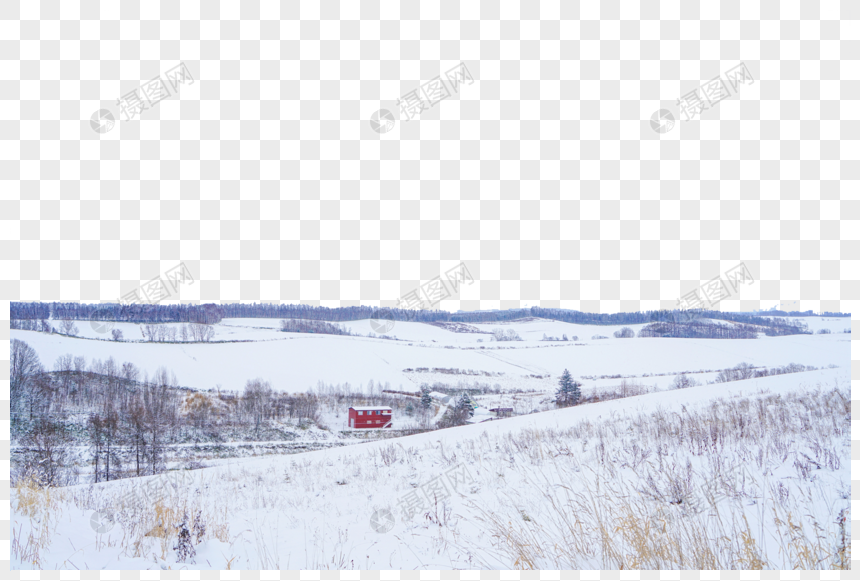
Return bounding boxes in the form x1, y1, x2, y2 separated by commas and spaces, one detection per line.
348, 406, 392, 429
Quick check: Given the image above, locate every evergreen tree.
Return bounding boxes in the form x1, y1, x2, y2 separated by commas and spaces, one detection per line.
420, 386, 432, 410
555, 369, 581, 407
456, 393, 475, 417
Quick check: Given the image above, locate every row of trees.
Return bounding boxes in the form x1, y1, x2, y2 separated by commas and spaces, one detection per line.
14, 302, 841, 330
140, 323, 215, 342
11, 319, 218, 343
279, 319, 352, 335
491, 328, 523, 341
637, 321, 761, 339
541, 333, 577, 341
714, 362, 818, 383
11, 319, 71, 334
671, 362, 822, 389
11, 302, 223, 324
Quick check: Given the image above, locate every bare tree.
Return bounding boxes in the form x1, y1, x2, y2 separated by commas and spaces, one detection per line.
59, 320, 79, 336
11, 340, 42, 416
20, 417, 75, 487
716, 362, 757, 383
189, 323, 215, 342
121, 361, 139, 384
127, 401, 148, 477
73, 355, 87, 403
102, 406, 119, 481
242, 379, 273, 434
54, 354, 73, 393
735, 362, 755, 380
26, 371, 55, 419
88, 413, 105, 483
111, 328, 123, 341
141, 324, 159, 342
54, 353, 72, 373
671, 373, 699, 390
613, 327, 635, 338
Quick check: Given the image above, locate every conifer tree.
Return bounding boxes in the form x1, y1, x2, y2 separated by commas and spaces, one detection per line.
420, 386, 432, 410
555, 369, 581, 407
456, 393, 475, 417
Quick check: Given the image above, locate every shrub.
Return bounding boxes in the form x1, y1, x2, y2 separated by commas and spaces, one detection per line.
492, 328, 523, 341
173, 511, 196, 563
671, 373, 699, 390
613, 327, 635, 338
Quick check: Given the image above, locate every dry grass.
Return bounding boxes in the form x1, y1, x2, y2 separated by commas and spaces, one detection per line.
11, 475, 67, 568
460, 382, 850, 569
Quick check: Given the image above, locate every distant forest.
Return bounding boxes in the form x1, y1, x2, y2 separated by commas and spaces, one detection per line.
10, 301, 847, 330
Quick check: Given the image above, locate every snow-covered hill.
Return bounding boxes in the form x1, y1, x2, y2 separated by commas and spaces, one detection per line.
10, 318, 849, 394
11, 365, 851, 569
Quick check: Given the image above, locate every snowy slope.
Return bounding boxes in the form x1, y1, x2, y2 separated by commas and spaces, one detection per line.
12, 365, 850, 570
11, 321, 849, 393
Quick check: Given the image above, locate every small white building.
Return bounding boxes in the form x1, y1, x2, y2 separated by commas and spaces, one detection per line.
428, 391, 452, 404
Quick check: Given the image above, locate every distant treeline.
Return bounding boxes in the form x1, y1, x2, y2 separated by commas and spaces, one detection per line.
752, 310, 849, 318
11, 302, 223, 324
10, 302, 846, 329
638, 318, 813, 339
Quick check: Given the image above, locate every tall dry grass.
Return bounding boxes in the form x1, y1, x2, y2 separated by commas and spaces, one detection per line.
459, 382, 850, 569
11, 475, 68, 568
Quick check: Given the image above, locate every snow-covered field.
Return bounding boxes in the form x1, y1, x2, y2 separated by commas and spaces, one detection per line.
10, 315, 852, 570
10, 317, 850, 394
11, 365, 851, 569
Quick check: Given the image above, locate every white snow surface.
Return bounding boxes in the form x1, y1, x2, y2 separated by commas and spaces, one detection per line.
12, 318, 849, 394
12, 365, 850, 570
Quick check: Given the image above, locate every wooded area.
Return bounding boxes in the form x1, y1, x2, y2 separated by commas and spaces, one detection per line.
11, 339, 322, 487
11, 302, 844, 331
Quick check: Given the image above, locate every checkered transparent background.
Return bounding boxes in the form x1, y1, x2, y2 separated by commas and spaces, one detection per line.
0, 0, 858, 576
